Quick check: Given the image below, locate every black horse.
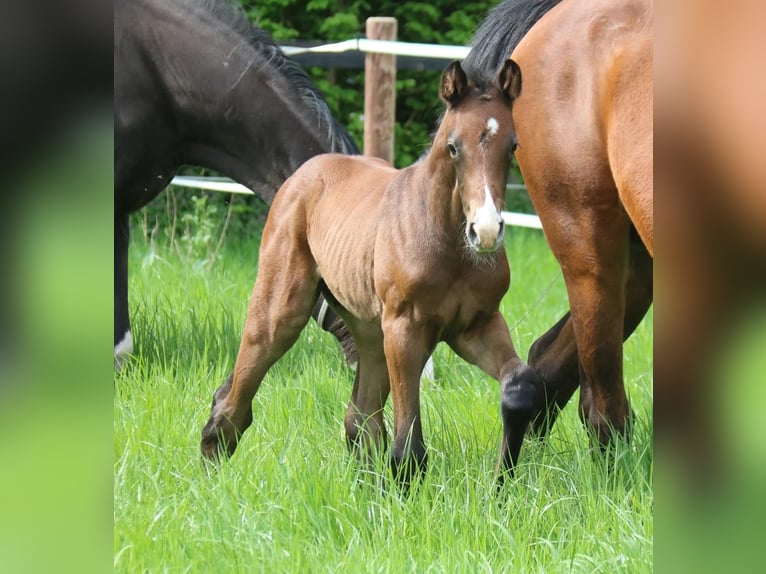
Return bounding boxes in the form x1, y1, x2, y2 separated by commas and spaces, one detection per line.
115, 0, 358, 366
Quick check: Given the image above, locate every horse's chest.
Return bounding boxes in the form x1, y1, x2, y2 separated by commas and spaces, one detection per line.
379, 258, 509, 336
441, 276, 504, 330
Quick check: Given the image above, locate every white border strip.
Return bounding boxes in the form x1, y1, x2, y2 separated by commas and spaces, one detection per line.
169, 176, 542, 230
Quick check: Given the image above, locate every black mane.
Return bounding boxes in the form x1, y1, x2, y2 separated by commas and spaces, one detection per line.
176, 0, 359, 154
462, 0, 562, 87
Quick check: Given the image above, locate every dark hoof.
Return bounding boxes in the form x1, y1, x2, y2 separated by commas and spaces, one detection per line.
200, 405, 252, 463
390, 451, 428, 490
200, 419, 236, 461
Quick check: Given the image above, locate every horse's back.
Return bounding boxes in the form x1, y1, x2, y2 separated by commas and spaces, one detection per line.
513, 0, 653, 250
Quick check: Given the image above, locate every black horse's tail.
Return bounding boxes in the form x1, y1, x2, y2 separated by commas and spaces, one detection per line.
462, 0, 563, 84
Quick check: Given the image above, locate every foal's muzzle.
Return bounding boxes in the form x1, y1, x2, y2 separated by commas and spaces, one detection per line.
467, 217, 505, 253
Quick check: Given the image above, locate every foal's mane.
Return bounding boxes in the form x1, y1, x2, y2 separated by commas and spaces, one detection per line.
462, 0, 562, 87
174, 0, 359, 154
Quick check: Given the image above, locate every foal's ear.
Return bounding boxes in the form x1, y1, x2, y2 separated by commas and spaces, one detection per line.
440, 60, 469, 106
497, 59, 522, 101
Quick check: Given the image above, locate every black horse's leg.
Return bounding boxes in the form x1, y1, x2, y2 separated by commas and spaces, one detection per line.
528, 237, 653, 437
114, 212, 132, 369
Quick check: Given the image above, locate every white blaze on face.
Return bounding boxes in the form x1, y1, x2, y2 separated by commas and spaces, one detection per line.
114, 330, 134, 371
471, 183, 503, 250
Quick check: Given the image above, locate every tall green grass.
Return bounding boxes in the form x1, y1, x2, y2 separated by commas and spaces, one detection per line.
115, 227, 652, 573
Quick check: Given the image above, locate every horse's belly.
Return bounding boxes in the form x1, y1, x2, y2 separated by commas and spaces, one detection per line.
309, 216, 381, 322
318, 256, 380, 322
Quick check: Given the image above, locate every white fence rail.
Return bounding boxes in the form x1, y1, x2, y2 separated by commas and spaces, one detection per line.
281, 38, 471, 60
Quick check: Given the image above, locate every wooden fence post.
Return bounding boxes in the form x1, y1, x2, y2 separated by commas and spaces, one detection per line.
364, 17, 397, 163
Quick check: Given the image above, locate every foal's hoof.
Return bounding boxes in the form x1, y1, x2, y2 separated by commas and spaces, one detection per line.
200, 409, 250, 462
200, 421, 236, 462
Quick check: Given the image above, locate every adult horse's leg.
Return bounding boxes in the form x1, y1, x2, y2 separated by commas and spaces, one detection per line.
548, 203, 633, 447
528, 238, 653, 436
200, 223, 320, 461
447, 311, 539, 484
114, 213, 133, 369
381, 313, 432, 484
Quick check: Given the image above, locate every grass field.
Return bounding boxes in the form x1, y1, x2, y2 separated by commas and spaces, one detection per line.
114, 225, 652, 573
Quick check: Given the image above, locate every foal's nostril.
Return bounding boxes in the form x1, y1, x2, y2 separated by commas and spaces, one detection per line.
498, 219, 505, 236
468, 223, 478, 243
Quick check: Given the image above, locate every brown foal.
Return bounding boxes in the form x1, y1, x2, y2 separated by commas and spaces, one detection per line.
201, 59, 538, 484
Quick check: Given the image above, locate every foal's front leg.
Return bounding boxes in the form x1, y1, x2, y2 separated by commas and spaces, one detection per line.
447, 311, 539, 483
381, 312, 432, 485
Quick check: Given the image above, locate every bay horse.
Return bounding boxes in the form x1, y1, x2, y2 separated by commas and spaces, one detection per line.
114, 0, 358, 368
201, 59, 539, 484
463, 0, 653, 448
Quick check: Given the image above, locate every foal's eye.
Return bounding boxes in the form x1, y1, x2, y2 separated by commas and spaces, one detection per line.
447, 142, 458, 158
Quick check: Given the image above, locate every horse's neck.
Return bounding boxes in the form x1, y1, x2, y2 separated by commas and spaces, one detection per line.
406, 152, 465, 243
157, 11, 331, 201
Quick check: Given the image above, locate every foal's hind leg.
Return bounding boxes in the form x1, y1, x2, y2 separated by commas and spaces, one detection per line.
343, 326, 390, 469
200, 231, 320, 461
528, 239, 653, 437
312, 297, 358, 366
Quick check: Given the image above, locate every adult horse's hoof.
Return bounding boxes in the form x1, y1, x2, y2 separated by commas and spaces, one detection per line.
200, 375, 252, 462
390, 450, 428, 490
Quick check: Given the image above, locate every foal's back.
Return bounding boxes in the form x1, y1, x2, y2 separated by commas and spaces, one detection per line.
266, 153, 399, 320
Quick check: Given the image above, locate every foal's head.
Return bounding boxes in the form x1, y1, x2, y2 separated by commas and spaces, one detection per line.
437, 59, 522, 254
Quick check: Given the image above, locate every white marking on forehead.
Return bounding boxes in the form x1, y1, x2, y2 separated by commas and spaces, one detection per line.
486, 117, 499, 136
